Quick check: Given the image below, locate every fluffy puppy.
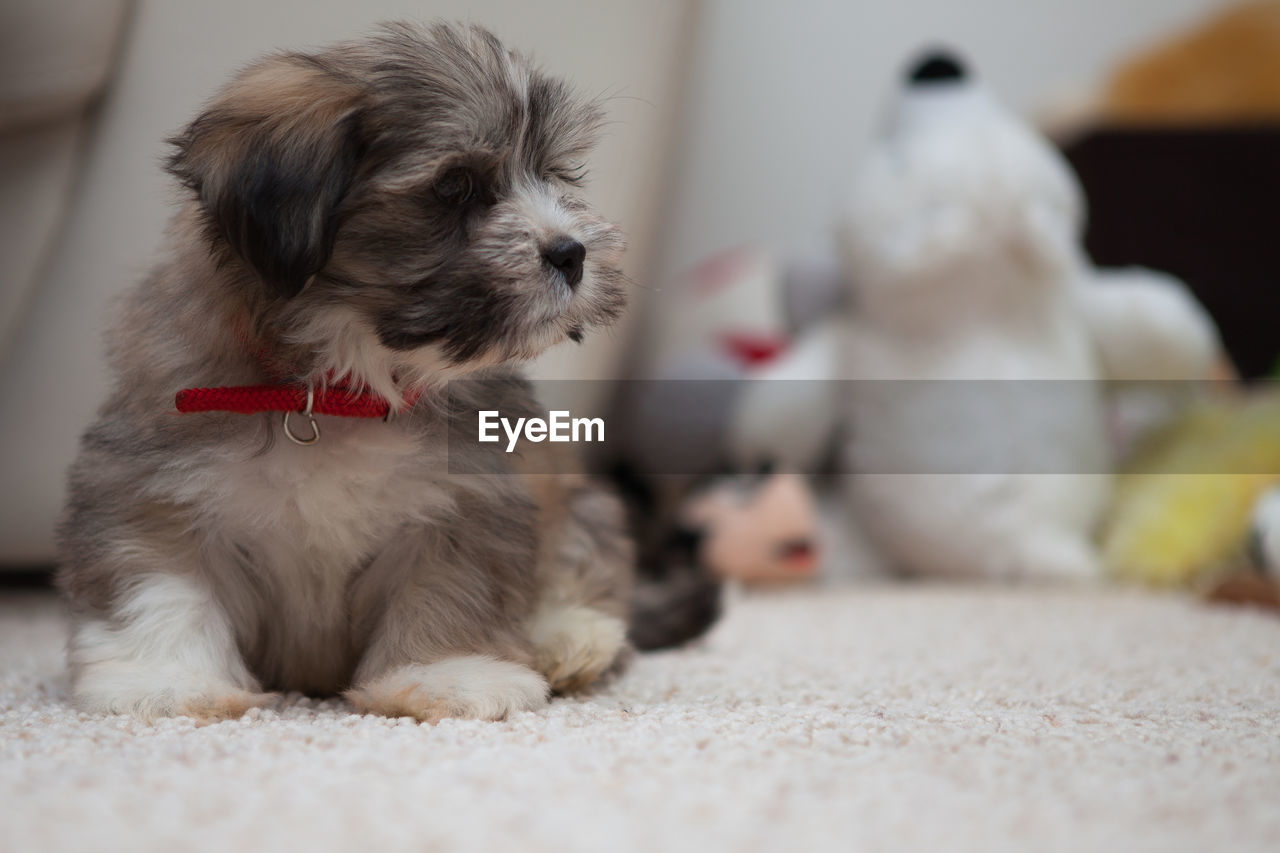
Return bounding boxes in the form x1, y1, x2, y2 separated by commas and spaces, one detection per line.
56, 22, 633, 722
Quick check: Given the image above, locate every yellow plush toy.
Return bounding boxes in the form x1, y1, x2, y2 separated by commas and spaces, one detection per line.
1103, 393, 1280, 587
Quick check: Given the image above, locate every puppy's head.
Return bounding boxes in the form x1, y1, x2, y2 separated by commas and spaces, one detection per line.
169, 22, 626, 398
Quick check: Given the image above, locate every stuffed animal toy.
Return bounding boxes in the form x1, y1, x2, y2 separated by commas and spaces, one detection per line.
622, 467, 824, 652
680, 471, 820, 584
834, 51, 1223, 581
618, 465, 820, 651
606, 246, 839, 622
1103, 394, 1280, 586
626, 244, 846, 476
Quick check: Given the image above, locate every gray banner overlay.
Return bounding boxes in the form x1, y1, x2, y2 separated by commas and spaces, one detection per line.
444, 379, 1280, 476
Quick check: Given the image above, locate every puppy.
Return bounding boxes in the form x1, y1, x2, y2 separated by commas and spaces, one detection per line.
56, 22, 633, 723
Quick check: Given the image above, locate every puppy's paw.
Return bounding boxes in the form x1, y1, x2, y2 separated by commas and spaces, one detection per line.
346, 656, 548, 723
72, 665, 271, 723
179, 690, 278, 726
528, 605, 628, 693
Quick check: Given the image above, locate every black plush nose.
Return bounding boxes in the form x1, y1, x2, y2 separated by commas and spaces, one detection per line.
908, 50, 966, 85
543, 237, 586, 289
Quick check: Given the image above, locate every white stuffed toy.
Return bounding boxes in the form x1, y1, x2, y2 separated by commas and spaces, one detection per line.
836, 53, 1223, 580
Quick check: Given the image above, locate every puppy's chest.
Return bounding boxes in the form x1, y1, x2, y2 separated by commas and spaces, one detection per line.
215, 418, 448, 566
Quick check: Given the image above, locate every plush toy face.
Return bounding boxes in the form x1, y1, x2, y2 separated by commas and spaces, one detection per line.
838, 53, 1085, 313
681, 473, 819, 584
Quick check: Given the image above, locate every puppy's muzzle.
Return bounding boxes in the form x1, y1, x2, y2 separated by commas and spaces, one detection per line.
542, 236, 586, 290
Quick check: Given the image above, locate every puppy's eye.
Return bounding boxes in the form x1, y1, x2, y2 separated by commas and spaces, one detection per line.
434, 168, 476, 205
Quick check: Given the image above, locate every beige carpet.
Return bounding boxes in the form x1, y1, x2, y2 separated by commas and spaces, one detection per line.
2, 585, 1278, 852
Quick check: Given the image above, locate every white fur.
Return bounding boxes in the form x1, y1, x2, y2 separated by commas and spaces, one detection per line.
514, 180, 581, 243
347, 656, 548, 721
835, 66, 1219, 581
1077, 267, 1221, 381
69, 572, 262, 720
527, 604, 627, 692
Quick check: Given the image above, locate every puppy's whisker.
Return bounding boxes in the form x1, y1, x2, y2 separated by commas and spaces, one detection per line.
618, 272, 659, 293
599, 91, 656, 111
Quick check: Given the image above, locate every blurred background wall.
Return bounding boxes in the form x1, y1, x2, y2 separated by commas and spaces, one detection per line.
653, 0, 1230, 279
0, 0, 1246, 564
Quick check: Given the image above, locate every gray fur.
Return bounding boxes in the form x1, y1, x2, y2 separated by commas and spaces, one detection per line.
56, 22, 633, 717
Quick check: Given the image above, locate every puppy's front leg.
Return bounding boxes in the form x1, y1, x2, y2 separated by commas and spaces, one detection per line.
523, 478, 633, 693
345, 516, 549, 723
67, 571, 268, 723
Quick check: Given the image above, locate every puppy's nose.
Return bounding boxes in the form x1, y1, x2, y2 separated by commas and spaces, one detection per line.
907, 50, 966, 85
543, 237, 586, 289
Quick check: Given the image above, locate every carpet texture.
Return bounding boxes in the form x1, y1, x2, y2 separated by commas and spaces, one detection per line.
2, 586, 1278, 852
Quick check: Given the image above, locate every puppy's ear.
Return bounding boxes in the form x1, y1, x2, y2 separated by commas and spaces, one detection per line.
167, 55, 367, 298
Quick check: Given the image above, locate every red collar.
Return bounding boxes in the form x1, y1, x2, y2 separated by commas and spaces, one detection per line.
174, 320, 419, 421
174, 381, 413, 419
